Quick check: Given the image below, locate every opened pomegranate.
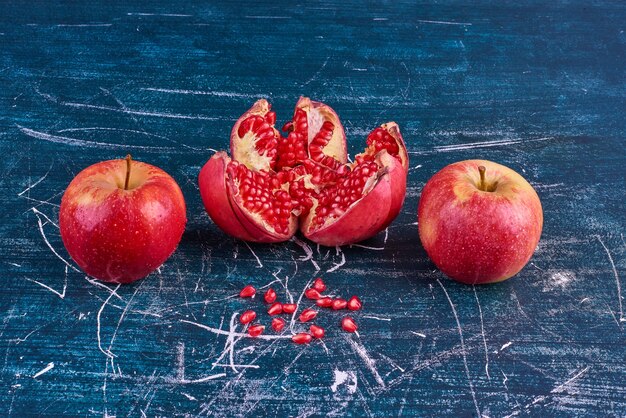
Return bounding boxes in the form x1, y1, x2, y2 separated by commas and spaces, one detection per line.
198, 97, 408, 246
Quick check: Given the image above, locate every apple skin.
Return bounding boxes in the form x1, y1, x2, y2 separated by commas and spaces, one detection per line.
418, 160, 543, 284
60, 158, 187, 284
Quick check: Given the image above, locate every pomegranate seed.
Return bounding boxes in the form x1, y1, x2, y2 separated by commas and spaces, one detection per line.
239, 310, 256, 325
299, 308, 318, 322
267, 302, 283, 316
313, 278, 326, 292
282, 303, 296, 314
310, 324, 325, 339
342, 317, 358, 333
305, 288, 321, 300
316, 297, 333, 308
292, 333, 312, 344
332, 298, 348, 310
271, 317, 285, 332
264, 288, 277, 303
248, 324, 265, 337
347, 296, 362, 311
239, 285, 256, 298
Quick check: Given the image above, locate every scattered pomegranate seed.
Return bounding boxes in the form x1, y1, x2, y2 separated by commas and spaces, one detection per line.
305, 288, 321, 300
299, 308, 318, 322
316, 297, 333, 308
248, 324, 265, 337
271, 317, 285, 332
264, 288, 277, 303
267, 302, 283, 316
313, 278, 326, 292
292, 333, 312, 344
341, 316, 358, 333
239, 285, 256, 298
347, 296, 362, 311
282, 303, 297, 314
332, 298, 348, 310
239, 310, 256, 325
310, 324, 325, 339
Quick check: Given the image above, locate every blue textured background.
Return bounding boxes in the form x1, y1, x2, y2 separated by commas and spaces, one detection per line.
1, 1, 625, 416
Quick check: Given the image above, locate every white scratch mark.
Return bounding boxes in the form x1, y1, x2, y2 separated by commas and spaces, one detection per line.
142, 87, 263, 99
180, 319, 292, 341
7, 262, 21, 267
410, 331, 426, 338
346, 337, 385, 388
243, 241, 263, 268
32, 208, 79, 272
327, 246, 346, 273
18, 162, 52, 196
473, 286, 491, 380
302, 56, 330, 87
330, 370, 357, 394
362, 315, 391, 322
349, 244, 385, 250
596, 236, 624, 322
292, 237, 320, 271
437, 279, 481, 417
97, 284, 121, 360
181, 373, 227, 383
551, 366, 591, 394
181, 393, 197, 401
500, 341, 513, 351
33, 362, 54, 378
416, 19, 472, 26
127, 12, 192, 17
24, 266, 67, 299
244, 15, 291, 19
56, 23, 112, 27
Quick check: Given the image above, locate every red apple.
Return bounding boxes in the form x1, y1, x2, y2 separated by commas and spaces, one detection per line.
60, 155, 187, 284
418, 160, 542, 284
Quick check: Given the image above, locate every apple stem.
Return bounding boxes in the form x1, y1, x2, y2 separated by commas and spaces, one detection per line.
478, 165, 486, 191
124, 154, 132, 190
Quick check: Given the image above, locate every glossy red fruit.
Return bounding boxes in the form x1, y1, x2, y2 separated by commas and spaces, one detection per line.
282, 303, 297, 314
331, 298, 348, 310
267, 302, 283, 316
239, 310, 256, 325
347, 296, 362, 311
341, 317, 358, 333
59, 155, 186, 284
271, 317, 285, 332
240, 285, 256, 298
292, 333, 312, 344
305, 288, 321, 300
299, 308, 318, 322
198, 99, 409, 247
264, 288, 277, 303
248, 324, 265, 337
316, 297, 333, 308
313, 278, 326, 292
310, 325, 325, 339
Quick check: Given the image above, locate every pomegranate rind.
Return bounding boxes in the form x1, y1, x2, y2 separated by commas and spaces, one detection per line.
230, 99, 279, 171
381, 122, 409, 172
296, 96, 347, 165
301, 150, 405, 246
198, 152, 297, 243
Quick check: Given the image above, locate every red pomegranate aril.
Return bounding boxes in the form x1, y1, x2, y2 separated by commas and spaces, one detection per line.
264, 288, 277, 303
239, 285, 256, 298
316, 297, 333, 308
332, 298, 348, 310
310, 325, 325, 339
347, 296, 362, 311
299, 308, 318, 322
305, 288, 321, 300
282, 303, 297, 314
248, 324, 265, 337
341, 317, 358, 333
292, 333, 312, 345
267, 302, 283, 316
240, 310, 257, 325
271, 317, 285, 332
313, 278, 326, 292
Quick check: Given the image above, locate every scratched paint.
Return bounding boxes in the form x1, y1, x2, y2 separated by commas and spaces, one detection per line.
1, 1, 625, 416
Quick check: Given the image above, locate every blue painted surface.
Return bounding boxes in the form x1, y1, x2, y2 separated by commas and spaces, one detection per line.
1, 1, 625, 416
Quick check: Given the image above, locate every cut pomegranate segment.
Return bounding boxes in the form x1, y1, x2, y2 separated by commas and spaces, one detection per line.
240, 310, 256, 325
267, 302, 283, 316
341, 317, 358, 333
331, 298, 348, 310
299, 308, 318, 322
347, 296, 362, 311
305, 288, 321, 300
313, 278, 326, 292
310, 325, 325, 339
271, 317, 285, 332
248, 324, 265, 337
316, 297, 333, 308
292, 333, 312, 344
198, 98, 408, 246
282, 303, 297, 314
239, 285, 256, 298
264, 288, 277, 303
